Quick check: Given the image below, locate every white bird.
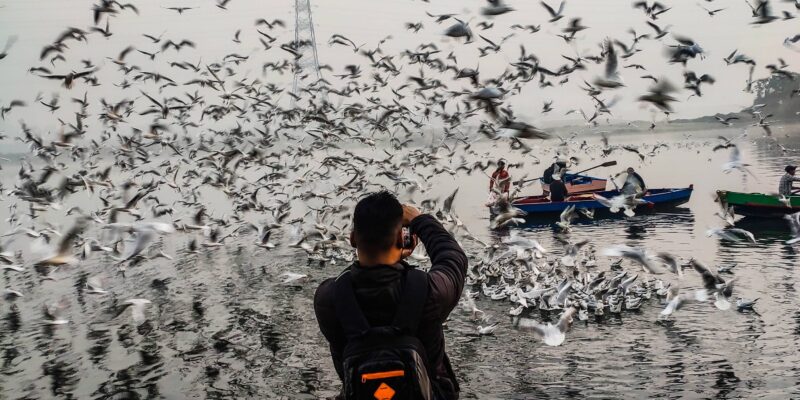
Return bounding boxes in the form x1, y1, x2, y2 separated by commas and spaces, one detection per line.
477, 321, 500, 335
721, 146, 756, 179
502, 232, 547, 255
602, 245, 661, 274
35, 219, 86, 267
556, 205, 577, 232
86, 276, 108, 294
660, 287, 693, 318
785, 212, 800, 244
595, 193, 637, 217
706, 227, 755, 243
727, 228, 756, 243
540, 0, 566, 22
515, 307, 577, 346
124, 298, 151, 324
714, 202, 736, 226
0, 237, 14, 264
408, 243, 430, 262
43, 300, 70, 325
736, 297, 758, 312
653, 252, 682, 277
245, 223, 277, 248
593, 39, 624, 89
3, 288, 23, 299
1, 264, 24, 272
461, 291, 486, 320
280, 272, 308, 284
112, 221, 175, 262
713, 292, 731, 311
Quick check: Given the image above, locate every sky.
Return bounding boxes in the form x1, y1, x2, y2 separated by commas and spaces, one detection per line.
0, 0, 798, 140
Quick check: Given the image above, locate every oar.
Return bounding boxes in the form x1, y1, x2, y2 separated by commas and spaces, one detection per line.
518, 160, 618, 185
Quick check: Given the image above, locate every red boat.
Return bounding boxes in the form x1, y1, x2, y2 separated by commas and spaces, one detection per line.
541, 174, 607, 195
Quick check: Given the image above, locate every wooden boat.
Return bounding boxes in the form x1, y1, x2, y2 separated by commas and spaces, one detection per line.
509, 186, 693, 215
541, 174, 608, 195
716, 190, 800, 217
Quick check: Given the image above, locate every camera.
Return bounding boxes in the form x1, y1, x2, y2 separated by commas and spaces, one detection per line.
401, 227, 415, 249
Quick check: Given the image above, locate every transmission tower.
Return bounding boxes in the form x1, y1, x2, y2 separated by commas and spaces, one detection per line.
292, 0, 322, 99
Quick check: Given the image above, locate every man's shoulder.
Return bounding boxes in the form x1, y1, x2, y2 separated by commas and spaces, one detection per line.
314, 274, 342, 308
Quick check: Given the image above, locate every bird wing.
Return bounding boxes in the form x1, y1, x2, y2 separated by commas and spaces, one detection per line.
605, 40, 618, 77
557, 0, 566, 14
478, 34, 498, 48
443, 187, 459, 213
57, 220, 84, 256
555, 307, 576, 332
41, 74, 67, 80
691, 260, 720, 290
540, 1, 557, 16
139, 90, 163, 108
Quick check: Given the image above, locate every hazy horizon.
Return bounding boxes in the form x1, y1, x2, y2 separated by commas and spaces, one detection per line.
0, 0, 798, 142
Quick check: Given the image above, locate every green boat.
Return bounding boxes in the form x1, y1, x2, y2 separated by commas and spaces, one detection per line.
716, 190, 800, 218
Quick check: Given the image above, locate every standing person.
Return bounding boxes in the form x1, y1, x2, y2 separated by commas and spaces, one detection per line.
314, 191, 468, 400
549, 172, 569, 202
779, 165, 800, 196
489, 159, 511, 195
541, 158, 568, 194
618, 167, 646, 196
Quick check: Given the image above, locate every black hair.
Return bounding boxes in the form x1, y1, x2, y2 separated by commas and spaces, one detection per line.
353, 191, 403, 256
494, 160, 506, 174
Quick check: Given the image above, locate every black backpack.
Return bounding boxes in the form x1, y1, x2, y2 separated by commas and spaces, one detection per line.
335, 268, 433, 400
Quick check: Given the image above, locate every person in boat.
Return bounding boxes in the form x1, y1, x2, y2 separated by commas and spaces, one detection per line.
549, 171, 569, 202
618, 167, 646, 196
779, 165, 800, 196
542, 158, 569, 189
489, 159, 511, 194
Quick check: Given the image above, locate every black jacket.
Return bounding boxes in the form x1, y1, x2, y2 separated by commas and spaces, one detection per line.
314, 214, 469, 399
550, 179, 568, 202
623, 171, 646, 192
542, 162, 567, 185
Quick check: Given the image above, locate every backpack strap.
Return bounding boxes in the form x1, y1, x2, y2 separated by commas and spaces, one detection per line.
391, 268, 429, 335
334, 270, 371, 340
335, 267, 430, 339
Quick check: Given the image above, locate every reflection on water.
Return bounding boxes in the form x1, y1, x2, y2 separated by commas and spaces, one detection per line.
1, 128, 800, 398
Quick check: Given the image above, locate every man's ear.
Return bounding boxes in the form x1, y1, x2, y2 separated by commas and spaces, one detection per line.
349, 231, 356, 248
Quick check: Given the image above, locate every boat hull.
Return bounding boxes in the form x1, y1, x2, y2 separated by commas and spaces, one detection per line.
510, 187, 693, 215
717, 190, 800, 218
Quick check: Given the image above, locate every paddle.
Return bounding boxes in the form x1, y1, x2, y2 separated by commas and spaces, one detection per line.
517, 160, 618, 185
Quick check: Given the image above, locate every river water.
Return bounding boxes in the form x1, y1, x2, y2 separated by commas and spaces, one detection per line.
2, 126, 800, 399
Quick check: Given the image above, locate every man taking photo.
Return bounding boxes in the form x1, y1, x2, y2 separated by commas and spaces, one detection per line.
314, 191, 468, 400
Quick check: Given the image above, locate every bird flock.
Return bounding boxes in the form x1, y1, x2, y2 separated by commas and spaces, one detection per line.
0, 0, 798, 394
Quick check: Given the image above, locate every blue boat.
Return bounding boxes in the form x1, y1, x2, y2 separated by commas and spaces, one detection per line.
510, 186, 694, 215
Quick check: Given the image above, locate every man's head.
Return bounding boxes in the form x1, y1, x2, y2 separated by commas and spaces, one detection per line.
351, 191, 404, 264
497, 159, 506, 170
787, 165, 797, 175
627, 167, 635, 174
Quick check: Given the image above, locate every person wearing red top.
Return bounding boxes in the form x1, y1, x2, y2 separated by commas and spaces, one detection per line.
489, 160, 511, 194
